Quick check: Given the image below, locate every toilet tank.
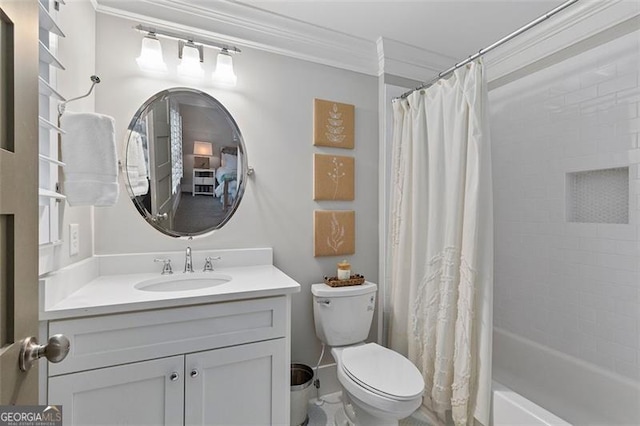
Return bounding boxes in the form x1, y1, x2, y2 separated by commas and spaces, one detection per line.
311, 282, 377, 346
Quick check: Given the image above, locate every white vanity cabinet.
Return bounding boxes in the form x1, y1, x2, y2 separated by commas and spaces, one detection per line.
185, 339, 286, 425
47, 296, 289, 426
49, 355, 185, 425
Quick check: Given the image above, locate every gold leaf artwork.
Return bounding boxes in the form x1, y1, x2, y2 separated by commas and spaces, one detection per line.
314, 210, 355, 257
314, 154, 354, 201
313, 99, 355, 149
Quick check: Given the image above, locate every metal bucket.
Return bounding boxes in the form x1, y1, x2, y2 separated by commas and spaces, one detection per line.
290, 363, 313, 426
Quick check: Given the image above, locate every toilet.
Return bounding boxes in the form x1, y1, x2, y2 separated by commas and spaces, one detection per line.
311, 282, 424, 426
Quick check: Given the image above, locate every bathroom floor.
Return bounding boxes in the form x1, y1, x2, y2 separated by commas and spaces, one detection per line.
306, 392, 430, 426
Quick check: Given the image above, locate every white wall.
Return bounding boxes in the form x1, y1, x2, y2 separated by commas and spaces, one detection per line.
93, 13, 379, 367
491, 30, 640, 381
54, 0, 96, 269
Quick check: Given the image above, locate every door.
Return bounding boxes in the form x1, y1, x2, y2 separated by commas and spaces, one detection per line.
48, 356, 185, 426
0, 0, 40, 405
147, 100, 173, 227
184, 339, 287, 426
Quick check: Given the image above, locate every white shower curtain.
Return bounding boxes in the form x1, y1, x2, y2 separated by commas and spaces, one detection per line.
389, 61, 493, 426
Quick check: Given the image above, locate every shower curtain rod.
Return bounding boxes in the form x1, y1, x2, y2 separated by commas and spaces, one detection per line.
394, 0, 579, 101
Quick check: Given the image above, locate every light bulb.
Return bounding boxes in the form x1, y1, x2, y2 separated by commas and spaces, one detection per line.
178, 43, 204, 79
213, 49, 237, 87
136, 34, 167, 72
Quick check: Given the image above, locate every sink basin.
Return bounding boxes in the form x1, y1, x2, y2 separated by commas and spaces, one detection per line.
135, 273, 232, 292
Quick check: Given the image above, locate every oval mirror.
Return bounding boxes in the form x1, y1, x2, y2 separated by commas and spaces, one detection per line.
124, 88, 247, 237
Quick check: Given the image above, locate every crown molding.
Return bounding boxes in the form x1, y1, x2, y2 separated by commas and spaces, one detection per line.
484, 0, 640, 82
93, 0, 638, 82
377, 0, 640, 86
376, 37, 457, 83
95, 0, 378, 76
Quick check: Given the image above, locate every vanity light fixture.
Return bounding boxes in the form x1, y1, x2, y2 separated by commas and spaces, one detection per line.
178, 40, 205, 79
134, 24, 241, 83
136, 32, 167, 72
212, 48, 237, 87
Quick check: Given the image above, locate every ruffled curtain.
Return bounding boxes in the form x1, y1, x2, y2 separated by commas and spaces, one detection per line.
389, 61, 493, 426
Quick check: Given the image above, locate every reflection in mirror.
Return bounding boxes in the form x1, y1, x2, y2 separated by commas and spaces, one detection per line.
125, 88, 247, 237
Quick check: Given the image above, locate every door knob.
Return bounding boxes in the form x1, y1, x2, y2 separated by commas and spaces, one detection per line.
190, 369, 199, 378
19, 334, 70, 372
169, 372, 180, 381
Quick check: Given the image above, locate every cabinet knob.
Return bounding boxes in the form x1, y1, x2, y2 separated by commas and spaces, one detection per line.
169, 372, 179, 382
190, 369, 199, 378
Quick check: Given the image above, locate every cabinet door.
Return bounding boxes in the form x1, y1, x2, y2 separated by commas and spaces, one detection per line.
49, 356, 184, 426
185, 339, 287, 426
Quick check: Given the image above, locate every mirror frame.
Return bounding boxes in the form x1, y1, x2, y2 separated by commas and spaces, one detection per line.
124, 87, 248, 238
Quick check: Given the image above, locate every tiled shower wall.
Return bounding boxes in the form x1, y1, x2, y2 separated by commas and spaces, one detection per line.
490, 30, 640, 381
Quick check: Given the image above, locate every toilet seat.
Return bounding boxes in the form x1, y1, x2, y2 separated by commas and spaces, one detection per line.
340, 343, 424, 401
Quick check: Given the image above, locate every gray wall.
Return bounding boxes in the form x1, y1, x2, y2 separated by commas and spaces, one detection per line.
93, 13, 379, 367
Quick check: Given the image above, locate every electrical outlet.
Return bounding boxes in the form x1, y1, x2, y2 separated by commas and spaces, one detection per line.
69, 224, 80, 256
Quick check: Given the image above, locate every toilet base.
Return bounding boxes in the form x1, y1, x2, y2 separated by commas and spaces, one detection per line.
334, 389, 399, 426
333, 405, 350, 426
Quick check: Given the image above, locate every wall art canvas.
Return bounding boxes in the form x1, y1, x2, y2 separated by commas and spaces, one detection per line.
314, 210, 355, 257
313, 99, 355, 149
314, 154, 354, 201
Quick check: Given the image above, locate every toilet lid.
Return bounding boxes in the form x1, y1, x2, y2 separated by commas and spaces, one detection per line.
341, 343, 424, 400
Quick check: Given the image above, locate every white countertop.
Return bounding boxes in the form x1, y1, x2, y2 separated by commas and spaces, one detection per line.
40, 249, 301, 320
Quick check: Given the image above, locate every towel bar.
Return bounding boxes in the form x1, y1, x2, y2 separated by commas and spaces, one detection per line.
58, 75, 100, 116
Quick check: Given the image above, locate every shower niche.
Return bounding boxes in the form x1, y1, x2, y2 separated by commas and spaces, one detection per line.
566, 166, 629, 224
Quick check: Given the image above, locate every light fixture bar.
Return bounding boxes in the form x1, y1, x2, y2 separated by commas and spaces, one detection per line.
135, 24, 241, 54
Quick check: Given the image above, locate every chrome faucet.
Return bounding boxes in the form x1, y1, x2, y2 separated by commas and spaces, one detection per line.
154, 258, 173, 275
184, 247, 194, 273
202, 256, 221, 272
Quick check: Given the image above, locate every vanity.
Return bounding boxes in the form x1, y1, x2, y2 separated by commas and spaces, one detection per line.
40, 248, 300, 426
37, 85, 299, 425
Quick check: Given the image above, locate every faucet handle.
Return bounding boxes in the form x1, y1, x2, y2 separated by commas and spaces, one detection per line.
202, 256, 221, 272
154, 258, 173, 275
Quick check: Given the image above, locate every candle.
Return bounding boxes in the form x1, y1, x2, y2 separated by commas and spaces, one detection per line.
337, 260, 351, 280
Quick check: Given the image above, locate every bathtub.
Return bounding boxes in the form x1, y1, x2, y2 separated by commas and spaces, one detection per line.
492, 382, 570, 426
493, 327, 640, 425
411, 380, 570, 426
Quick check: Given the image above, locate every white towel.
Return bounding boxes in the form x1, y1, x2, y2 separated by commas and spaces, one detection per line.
125, 131, 149, 197
60, 111, 119, 206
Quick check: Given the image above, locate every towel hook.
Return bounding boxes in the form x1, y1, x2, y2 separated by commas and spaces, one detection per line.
58, 75, 101, 116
